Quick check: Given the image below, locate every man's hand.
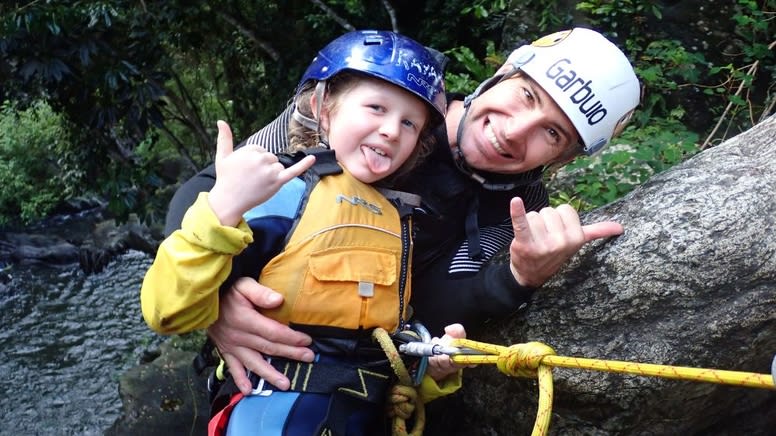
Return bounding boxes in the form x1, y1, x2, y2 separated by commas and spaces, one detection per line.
509, 197, 623, 287
207, 277, 314, 395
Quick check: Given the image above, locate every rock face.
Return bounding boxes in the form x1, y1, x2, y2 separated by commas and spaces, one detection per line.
425, 116, 776, 435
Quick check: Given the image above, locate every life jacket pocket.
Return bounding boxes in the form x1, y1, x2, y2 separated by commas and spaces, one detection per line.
289, 246, 402, 331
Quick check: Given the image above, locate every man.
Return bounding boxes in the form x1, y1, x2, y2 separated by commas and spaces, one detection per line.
165, 27, 640, 395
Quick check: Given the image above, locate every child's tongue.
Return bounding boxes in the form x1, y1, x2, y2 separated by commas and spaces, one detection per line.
362, 145, 391, 174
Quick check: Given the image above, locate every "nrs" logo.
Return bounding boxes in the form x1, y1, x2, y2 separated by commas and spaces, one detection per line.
336, 195, 382, 215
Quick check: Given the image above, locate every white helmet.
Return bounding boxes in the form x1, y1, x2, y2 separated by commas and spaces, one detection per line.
465, 27, 640, 156
506, 28, 640, 154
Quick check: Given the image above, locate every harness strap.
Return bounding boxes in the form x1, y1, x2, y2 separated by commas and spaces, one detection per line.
250, 358, 393, 404
465, 195, 483, 260
316, 391, 383, 436
207, 358, 393, 436
193, 338, 218, 375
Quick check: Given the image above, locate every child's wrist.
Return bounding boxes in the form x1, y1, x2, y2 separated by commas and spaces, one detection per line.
207, 190, 243, 227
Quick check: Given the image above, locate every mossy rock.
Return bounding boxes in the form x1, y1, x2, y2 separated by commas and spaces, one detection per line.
107, 341, 210, 435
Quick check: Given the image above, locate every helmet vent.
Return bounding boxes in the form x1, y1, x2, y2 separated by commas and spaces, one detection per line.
364, 35, 383, 45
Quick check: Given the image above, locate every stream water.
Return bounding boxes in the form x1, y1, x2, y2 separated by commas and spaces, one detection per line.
0, 250, 164, 435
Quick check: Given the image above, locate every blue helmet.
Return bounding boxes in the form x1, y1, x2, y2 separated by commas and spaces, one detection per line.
298, 30, 447, 125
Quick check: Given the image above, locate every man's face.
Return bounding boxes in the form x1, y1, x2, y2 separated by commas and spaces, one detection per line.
455, 74, 580, 174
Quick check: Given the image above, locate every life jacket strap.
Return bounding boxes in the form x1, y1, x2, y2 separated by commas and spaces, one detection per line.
377, 187, 422, 208
279, 147, 342, 176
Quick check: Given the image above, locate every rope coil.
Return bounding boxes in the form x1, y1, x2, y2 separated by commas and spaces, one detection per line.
373, 327, 426, 436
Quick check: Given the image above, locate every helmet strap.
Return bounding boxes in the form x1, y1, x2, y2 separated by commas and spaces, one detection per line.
290, 107, 317, 131
292, 81, 331, 149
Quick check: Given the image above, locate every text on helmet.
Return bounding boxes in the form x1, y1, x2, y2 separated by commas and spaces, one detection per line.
545, 59, 607, 125
406, 73, 440, 100
404, 57, 443, 84
401, 56, 443, 100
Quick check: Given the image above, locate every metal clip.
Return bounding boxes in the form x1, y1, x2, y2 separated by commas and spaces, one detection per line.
399, 341, 461, 357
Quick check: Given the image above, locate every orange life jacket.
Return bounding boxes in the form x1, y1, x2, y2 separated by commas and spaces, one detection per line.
259, 150, 415, 333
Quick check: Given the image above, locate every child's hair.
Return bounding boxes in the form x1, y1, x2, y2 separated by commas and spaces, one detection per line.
288, 71, 436, 184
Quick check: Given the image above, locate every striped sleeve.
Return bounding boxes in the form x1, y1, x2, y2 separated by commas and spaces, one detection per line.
245, 105, 293, 153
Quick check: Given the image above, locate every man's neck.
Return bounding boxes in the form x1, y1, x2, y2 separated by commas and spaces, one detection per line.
445, 99, 464, 150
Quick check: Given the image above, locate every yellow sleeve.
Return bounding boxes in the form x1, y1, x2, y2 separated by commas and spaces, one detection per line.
418, 370, 463, 403
140, 192, 253, 335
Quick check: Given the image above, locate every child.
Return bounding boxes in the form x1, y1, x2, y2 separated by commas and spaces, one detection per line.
141, 30, 461, 435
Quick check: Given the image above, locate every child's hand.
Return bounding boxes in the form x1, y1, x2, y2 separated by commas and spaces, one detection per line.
426, 323, 472, 381
208, 120, 315, 226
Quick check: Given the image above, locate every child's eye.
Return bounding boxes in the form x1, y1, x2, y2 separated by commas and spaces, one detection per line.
367, 104, 385, 112
402, 119, 417, 129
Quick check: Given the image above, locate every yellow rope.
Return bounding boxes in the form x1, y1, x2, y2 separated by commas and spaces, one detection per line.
373, 327, 425, 436
448, 338, 775, 436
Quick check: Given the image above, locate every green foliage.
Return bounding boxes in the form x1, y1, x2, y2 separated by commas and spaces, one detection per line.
549, 112, 700, 210
525, 0, 568, 31
444, 41, 501, 93
100, 136, 168, 226
556, 0, 774, 209
1, 1, 168, 190
578, 0, 774, 140
712, 0, 776, 132
0, 0, 772, 226
461, 0, 507, 19
577, 0, 662, 38
0, 100, 83, 225
633, 39, 711, 125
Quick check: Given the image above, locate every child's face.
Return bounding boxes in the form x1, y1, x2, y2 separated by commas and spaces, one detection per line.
321, 79, 429, 184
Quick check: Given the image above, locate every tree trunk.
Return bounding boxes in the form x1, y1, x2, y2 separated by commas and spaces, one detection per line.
426, 115, 776, 435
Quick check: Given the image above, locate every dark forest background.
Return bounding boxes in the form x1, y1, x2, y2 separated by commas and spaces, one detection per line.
0, 0, 773, 229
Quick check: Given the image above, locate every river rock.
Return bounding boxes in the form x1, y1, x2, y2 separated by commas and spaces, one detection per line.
0, 211, 159, 273
105, 342, 209, 435
424, 117, 776, 434
0, 232, 80, 264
